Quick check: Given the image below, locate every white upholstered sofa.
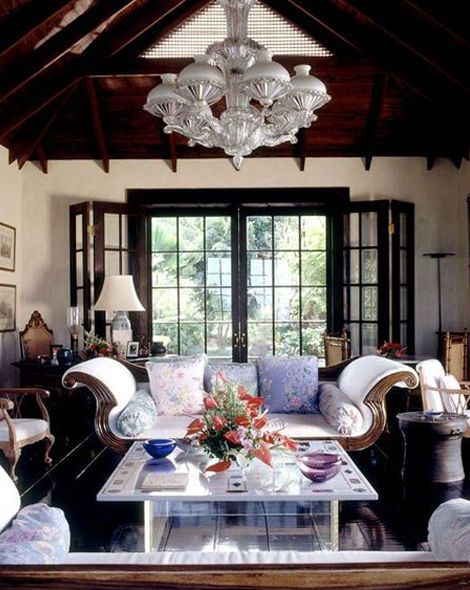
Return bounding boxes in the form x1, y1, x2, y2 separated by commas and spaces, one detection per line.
62, 355, 418, 453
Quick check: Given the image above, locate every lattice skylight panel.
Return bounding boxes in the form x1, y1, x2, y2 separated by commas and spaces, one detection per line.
142, 1, 332, 58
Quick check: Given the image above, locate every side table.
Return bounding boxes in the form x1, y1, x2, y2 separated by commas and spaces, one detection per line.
398, 411, 468, 483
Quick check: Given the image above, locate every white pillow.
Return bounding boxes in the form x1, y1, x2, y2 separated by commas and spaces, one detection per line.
439, 374, 466, 414
318, 383, 364, 436
146, 356, 206, 415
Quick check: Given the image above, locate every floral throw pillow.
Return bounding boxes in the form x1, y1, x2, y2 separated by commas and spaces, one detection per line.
257, 355, 319, 414
0, 503, 70, 564
204, 363, 259, 396
318, 383, 364, 436
146, 356, 206, 415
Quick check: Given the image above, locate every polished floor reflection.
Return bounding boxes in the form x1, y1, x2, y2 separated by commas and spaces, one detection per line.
3, 426, 470, 554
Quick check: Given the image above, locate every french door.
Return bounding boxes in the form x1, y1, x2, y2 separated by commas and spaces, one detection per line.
147, 207, 338, 362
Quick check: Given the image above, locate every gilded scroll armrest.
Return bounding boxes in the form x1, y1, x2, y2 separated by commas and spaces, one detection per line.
340, 369, 419, 451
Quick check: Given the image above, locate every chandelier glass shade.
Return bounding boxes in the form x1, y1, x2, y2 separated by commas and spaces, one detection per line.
144, 0, 331, 169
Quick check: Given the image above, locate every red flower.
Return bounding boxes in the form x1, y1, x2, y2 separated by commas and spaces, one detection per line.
235, 415, 250, 427
203, 395, 218, 410
253, 415, 267, 429
224, 430, 241, 445
206, 461, 232, 473
249, 444, 272, 467
186, 418, 204, 436
238, 385, 252, 401
211, 415, 227, 431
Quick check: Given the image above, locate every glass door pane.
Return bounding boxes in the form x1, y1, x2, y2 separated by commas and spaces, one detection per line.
244, 213, 328, 361
151, 215, 234, 360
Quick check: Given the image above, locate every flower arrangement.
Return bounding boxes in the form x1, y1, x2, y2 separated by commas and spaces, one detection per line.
81, 330, 114, 359
185, 372, 297, 472
377, 341, 406, 359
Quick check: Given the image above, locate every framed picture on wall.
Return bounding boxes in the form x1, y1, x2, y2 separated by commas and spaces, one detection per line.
0, 284, 16, 332
0, 222, 16, 272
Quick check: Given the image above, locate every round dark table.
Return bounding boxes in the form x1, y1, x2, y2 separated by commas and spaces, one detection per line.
398, 411, 468, 483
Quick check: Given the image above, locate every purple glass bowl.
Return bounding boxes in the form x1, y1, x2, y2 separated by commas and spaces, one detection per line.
298, 452, 342, 482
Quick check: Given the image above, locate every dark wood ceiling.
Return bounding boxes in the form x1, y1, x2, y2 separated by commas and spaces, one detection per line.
0, 0, 468, 173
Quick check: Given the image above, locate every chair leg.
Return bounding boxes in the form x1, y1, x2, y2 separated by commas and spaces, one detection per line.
43, 433, 55, 466
4, 446, 21, 483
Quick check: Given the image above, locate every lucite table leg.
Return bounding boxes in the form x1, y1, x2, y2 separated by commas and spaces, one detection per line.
330, 500, 339, 550
143, 501, 153, 552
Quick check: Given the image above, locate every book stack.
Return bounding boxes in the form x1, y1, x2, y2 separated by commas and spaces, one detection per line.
141, 472, 189, 491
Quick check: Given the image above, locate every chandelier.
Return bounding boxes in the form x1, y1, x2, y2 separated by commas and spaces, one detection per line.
144, 0, 331, 170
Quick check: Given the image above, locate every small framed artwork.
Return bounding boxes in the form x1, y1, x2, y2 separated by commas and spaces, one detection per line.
126, 341, 139, 358
0, 223, 16, 272
0, 284, 16, 332
50, 344, 63, 357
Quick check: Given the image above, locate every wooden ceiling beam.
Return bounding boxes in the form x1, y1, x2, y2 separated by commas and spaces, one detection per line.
402, 0, 470, 50
0, 0, 137, 104
292, 0, 468, 107
0, 0, 77, 60
108, 0, 213, 62
85, 78, 109, 173
362, 75, 387, 171
36, 143, 48, 174
0, 0, 210, 142
16, 83, 79, 169
341, 0, 470, 93
265, 0, 357, 58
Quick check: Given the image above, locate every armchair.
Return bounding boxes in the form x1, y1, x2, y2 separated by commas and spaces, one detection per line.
416, 359, 470, 431
323, 329, 351, 367
0, 388, 55, 482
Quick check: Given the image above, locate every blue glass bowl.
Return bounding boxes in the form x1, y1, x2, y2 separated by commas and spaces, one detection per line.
143, 438, 176, 460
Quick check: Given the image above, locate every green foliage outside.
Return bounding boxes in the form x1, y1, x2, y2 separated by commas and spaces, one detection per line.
151, 214, 328, 358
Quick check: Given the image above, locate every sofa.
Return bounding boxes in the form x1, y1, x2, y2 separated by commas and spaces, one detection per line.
1, 463, 470, 589
62, 355, 418, 453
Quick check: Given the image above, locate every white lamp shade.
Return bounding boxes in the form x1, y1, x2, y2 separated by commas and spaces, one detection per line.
94, 275, 145, 312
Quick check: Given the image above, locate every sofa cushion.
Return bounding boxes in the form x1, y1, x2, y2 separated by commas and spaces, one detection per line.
204, 362, 258, 396
318, 383, 364, 435
0, 503, 70, 564
116, 388, 157, 437
146, 356, 206, 415
257, 355, 319, 413
428, 498, 470, 561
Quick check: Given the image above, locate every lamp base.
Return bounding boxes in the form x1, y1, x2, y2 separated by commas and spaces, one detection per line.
111, 311, 132, 358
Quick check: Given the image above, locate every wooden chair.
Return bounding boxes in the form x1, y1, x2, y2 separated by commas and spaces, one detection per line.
0, 388, 54, 482
19, 311, 54, 359
439, 330, 469, 381
323, 329, 351, 367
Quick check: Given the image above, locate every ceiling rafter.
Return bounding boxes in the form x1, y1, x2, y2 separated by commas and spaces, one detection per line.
36, 143, 48, 174
85, 78, 109, 173
106, 0, 214, 63
0, 0, 138, 104
0, 0, 208, 141
167, 132, 178, 173
362, 75, 387, 171
336, 0, 470, 93
291, 0, 468, 107
264, 0, 356, 58
16, 82, 79, 169
0, 0, 77, 60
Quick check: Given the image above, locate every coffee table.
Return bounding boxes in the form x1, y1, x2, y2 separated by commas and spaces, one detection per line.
97, 440, 377, 552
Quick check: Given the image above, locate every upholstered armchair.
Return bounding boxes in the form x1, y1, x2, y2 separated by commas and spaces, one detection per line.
0, 388, 55, 482
416, 359, 470, 431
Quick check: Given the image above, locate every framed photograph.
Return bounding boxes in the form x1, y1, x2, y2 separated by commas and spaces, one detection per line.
126, 341, 139, 358
0, 284, 16, 332
50, 344, 63, 357
0, 223, 16, 272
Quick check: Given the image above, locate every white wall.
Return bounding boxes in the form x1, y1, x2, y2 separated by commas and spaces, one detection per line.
0, 147, 21, 386
18, 156, 470, 355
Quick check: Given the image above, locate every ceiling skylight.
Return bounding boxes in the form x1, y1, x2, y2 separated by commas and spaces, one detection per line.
142, 0, 332, 59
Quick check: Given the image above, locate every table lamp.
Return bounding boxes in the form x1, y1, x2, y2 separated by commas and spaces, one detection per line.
94, 275, 145, 351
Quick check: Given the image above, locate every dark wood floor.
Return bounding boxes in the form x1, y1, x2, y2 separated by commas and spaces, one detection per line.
3, 405, 470, 554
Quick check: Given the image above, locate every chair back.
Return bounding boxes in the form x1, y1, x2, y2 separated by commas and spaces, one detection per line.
19, 310, 54, 359
416, 359, 446, 412
440, 330, 469, 381
323, 329, 351, 367
0, 464, 20, 532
